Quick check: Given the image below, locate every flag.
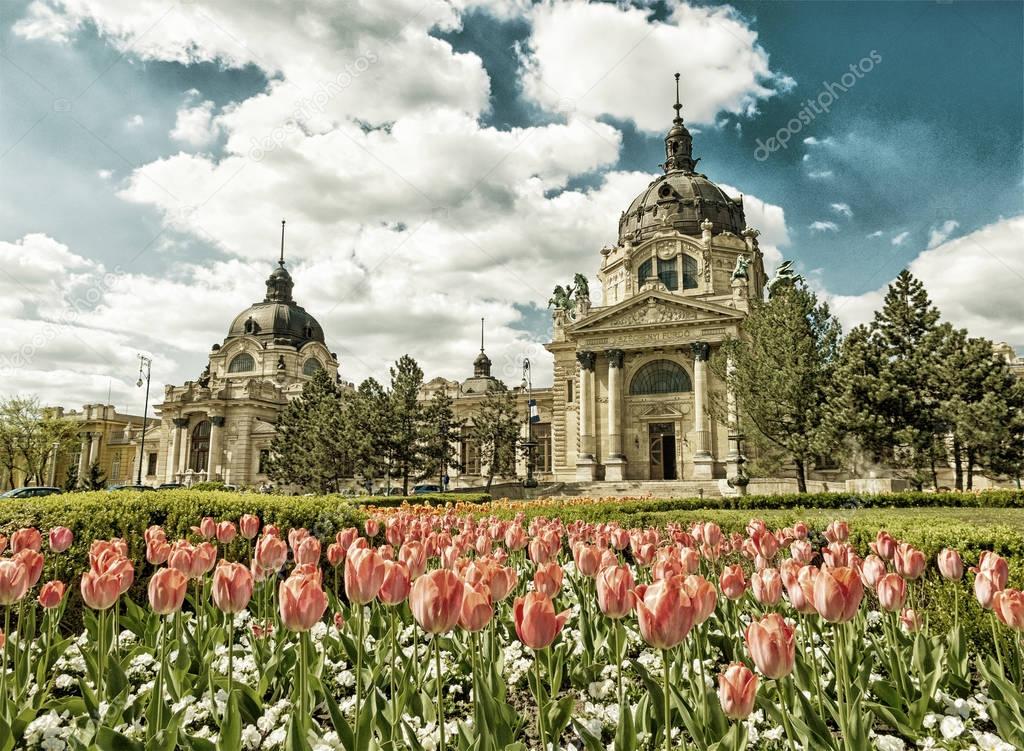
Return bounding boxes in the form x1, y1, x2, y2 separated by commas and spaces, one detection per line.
529, 399, 540, 423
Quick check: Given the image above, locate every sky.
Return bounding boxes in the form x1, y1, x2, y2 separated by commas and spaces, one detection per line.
1, 0, 1022, 413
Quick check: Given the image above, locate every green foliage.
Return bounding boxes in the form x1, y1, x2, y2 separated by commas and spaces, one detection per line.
713, 283, 842, 492
0, 396, 79, 489
419, 388, 463, 486
472, 382, 520, 491
84, 460, 106, 490
388, 355, 427, 494
62, 463, 79, 492
352, 492, 491, 508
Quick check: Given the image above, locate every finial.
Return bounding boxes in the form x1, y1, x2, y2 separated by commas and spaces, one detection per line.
279, 219, 286, 266
673, 72, 682, 122
480, 317, 485, 352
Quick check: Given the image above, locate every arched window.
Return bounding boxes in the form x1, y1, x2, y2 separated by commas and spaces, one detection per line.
658, 257, 678, 290
228, 353, 255, 373
190, 420, 210, 472
638, 259, 653, 284
683, 255, 698, 289
302, 358, 322, 376
629, 360, 692, 395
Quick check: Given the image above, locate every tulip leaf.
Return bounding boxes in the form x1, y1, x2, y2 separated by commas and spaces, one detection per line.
321, 684, 355, 751
571, 718, 604, 751
0, 716, 14, 751
95, 727, 145, 751
217, 690, 242, 751
545, 695, 575, 739
614, 702, 636, 751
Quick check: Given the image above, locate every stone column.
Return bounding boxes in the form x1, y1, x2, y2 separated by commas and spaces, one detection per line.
575, 351, 598, 481
725, 355, 748, 494
47, 444, 59, 486
77, 433, 90, 485
88, 432, 101, 468
209, 415, 225, 481
177, 419, 191, 475
604, 349, 627, 481
691, 341, 714, 479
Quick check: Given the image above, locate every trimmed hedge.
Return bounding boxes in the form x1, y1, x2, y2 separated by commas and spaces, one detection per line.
350, 492, 491, 508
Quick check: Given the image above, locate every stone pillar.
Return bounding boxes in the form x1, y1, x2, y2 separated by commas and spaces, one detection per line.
575, 351, 598, 481
165, 420, 181, 482
47, 444, 59, 486
177, 419, 191, 476
209, 415, 225, 481
88, 432, 101, 469
77, 433, 90, 486
604, 349, 627, 481
691, 341, 714, 479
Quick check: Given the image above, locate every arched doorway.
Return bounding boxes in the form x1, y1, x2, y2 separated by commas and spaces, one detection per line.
190, 420, 211, 472
629, 360, 691, 481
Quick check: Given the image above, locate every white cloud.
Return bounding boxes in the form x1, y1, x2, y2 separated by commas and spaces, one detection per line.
891, 231, 910, 246
518, 1, 791, 130
830, 202, 852, 218
809, 220, 839, 233
97, 169, 112, 180
125, 114, 144, 128
866, 230, 883, 238
803, 136, 834, 146
170, 98, 220, 147
829, 215, 1024, 349
927, 219, 959, 249
807, 170, 833, 180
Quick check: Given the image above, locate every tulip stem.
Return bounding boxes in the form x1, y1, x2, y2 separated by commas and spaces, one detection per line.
156, 618, 166, 738
778, 678, 799, 751
434, 635, 447, 751
226, 611, 234, 711
389, 606, 398, 737
1, 606, 9, 713
612, 619, 622, 706
990, 613, 1005, 673
533, 650, 546, 750
661, 648, 675, 751
355, 605, 364, 748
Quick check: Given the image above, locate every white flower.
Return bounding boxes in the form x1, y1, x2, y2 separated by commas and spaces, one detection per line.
873, 734, 904, 751
973, 730, 1015, 751
939, 715, 965, 740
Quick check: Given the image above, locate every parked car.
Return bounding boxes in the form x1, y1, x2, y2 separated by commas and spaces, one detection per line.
412, 484, 442, 495
107, 484, 156, 492
1, 486, 62, 499
157, 483, 183, 490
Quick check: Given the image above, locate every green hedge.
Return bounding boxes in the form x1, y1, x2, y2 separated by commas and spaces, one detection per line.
351, 492, 491, 508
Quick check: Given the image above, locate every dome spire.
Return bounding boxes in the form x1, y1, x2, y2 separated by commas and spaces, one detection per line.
279, 219, 286, 267
265, 220, 294, 303
663, 72, 696, 173
473, 317, 492, 377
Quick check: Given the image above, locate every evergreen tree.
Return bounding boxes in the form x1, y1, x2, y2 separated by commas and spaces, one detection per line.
266, 369, 351, 493
472, 383, 520, 491
832, 270, 947, 489
63, 463, 79, 492
349, 377, 392, 491
84, 461, 106, 490
388, 355, 426, 494
420, 388, 463, 487
713, 282, 842, 493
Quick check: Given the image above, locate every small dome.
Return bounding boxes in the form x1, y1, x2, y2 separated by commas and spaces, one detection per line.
618, 171, 746, 244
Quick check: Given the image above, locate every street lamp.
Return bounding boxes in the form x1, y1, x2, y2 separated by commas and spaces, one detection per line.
521, 358, 538, 489
135, 354, 152, 486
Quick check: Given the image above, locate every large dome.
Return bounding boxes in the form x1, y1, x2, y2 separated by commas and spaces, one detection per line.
226, 258, 325, 346
618, 171, 746, 245
618, 73, 746, 246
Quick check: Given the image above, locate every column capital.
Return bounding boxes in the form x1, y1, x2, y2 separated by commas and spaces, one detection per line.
210, 416, 226, 428
605, 349, 625, 368
173, 417, 189, 429
691, 341, 711, 362
576, 350, 596, 371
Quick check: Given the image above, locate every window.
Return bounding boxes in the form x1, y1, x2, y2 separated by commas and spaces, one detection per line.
566, 379, 574, 404
302, 358, 322, 376
461, 429, 481, 475
683, 255, 698, 289
146, 452, 157, 477
228, 353, 255, 373
629, 360, 692, 395
533, 423, 552, 473
638, 259, 653, 285
111, 454, 121, 482
190, 421, 210, 472
258, 449, 270, 474
658, 257, 678, 290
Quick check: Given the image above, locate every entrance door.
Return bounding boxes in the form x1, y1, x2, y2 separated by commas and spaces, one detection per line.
649, 423, 678, 481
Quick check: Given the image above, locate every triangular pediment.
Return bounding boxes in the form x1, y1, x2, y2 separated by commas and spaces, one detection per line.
567, 291, 744, 334
251, 420, 278, 435
637, 403, 690, 418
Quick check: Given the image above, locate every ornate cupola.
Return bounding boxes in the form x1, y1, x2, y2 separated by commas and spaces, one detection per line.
265, 220, 295, 303
473, 317, 492, 377
663, 73, 696, 173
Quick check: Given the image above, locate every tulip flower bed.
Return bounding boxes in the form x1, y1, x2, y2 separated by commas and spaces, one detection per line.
0, 510, 1023, 751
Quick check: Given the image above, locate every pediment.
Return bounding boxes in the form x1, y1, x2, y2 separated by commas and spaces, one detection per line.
635, 403, 690, 418
567, 291, 743, 334
251, 420, 278, 435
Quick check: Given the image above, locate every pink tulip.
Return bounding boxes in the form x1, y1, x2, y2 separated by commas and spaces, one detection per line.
295, 537, 321, 566
900, 608, 922, 633
255, 535, 288, 572
683, 574, 717, 625
751, 568, 782, 606
876, 573, 907, 612
533, 561, 563, 597
894, 543, 926, 580
975, 570, 1001, 610
937, 548, 963, 581
38, 580, 65, 609
514, 591, 569, 649
860, 555, 887, 589
15, 550, 44, 588
813, 566, 863, 623
573, 543, 602, 578
634, 576, 695, 650
824, 521, 849, 544
192, 542, 217, 578
410, 569, 464, 635
365, 518, 380, 538
459, 582, 493, 632
11, 528, 41, 554
719, 564, 747, 600
872, 531, 897, 561
399, 541, 428, 579
80, 569, 120, 610
596, 565, 635, 619
198, 517, 216, 539
148, 568, 188, 615
993, 589, 1024, 630
718, 663, 759, 720
745, 613, 795, 679
487, 566, 518, 602
345, 548, 386, 605
216, 521, 237, 544
48, 527, 73, 553
239, 514, 260, 540
976, 552, 1009, 590
378, 561, 412, 606
147, 540, 170, 565
212, 561, 253, 614
279, 574, 328, 631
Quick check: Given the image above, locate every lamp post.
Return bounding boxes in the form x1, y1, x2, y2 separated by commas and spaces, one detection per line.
521, 358, 538, 489
135, 354, 152, 486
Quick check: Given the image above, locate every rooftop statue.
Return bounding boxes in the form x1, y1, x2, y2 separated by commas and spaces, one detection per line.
731, 255, 750, 282
767, 260, 805, 298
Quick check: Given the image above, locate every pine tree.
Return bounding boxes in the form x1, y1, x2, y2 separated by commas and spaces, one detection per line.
472, 383, 520, 491
349, 377, 392, 491
388, 355, 426, 494
713, 282, 842, 492
420, 388, 463, 487
85, 461, 106, 490
63, 463, 79, 492
266, 369, 351, 493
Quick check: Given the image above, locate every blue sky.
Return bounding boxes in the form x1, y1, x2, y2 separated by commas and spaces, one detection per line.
1, 0, 1021, 409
